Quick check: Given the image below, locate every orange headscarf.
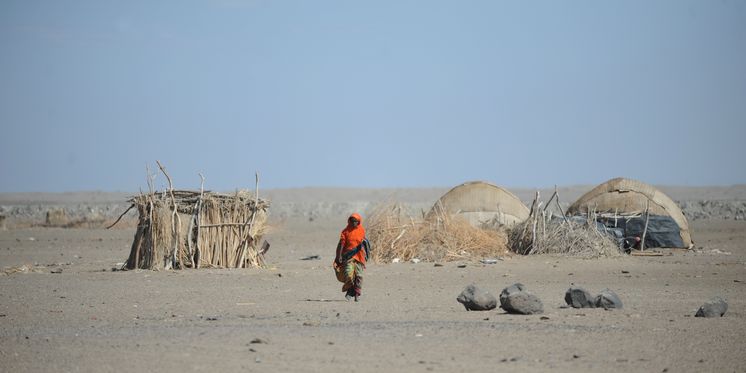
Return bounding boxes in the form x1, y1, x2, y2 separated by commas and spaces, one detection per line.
339, 213, 366, 264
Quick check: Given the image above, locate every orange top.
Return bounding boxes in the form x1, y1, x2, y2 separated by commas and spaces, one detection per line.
339, 213, 366, 264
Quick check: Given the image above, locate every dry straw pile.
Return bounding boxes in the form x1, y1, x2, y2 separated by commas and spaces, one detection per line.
366, 203, 508, 263
509, 190, 620, 258
114, 162, 270, 270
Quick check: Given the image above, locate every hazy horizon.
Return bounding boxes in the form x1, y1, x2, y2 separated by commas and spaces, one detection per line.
2, 1, 745, 193
1, 180, 745, 196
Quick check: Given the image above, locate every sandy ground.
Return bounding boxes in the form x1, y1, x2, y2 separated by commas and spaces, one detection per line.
1, 207, 745, 371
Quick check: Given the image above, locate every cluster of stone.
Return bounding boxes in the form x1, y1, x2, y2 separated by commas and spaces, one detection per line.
564, 286, 623, 309
457, 283, 727, 318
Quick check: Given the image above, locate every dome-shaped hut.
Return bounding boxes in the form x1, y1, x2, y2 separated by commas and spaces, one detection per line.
428, 181, 530, 227
567, 178, 692, 249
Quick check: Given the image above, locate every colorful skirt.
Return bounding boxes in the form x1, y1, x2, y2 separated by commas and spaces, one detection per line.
334, 259, 364, 296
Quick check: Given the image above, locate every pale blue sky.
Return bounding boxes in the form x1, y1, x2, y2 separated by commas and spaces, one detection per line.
1, 0, 744, 192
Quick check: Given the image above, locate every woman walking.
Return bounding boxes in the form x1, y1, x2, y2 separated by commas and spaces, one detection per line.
334, 213, 368, 302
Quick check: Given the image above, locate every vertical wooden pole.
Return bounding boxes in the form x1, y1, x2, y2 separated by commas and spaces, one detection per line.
640, 200, 650, 251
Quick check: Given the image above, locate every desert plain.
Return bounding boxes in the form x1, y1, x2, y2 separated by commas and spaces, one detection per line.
1, 185, 745, 372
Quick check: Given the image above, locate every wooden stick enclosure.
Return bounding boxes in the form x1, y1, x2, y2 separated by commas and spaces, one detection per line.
509, 190, 620, 258
121, 166, 270, 270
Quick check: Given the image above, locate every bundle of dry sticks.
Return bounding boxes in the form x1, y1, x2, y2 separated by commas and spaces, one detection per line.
509, 189, 620, 258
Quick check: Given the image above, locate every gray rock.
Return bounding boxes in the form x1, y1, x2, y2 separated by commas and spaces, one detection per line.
594, 289, 623, 309
695, 297, 728, 318
457, 284, 497, 311
499, 284, 543, 314
499, 283, 525, 305
565, 286, 595, 308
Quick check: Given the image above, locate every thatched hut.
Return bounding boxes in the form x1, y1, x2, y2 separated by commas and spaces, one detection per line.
428, 181, 530, 227
46, 208, 68, 227
567, 177, 692, 249
124, 189, 269, 270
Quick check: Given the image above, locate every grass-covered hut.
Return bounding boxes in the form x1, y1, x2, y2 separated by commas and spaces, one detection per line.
117, 163, 270, 270
125, 189, 269, 270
